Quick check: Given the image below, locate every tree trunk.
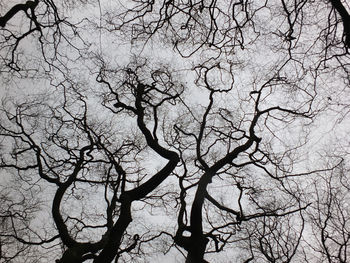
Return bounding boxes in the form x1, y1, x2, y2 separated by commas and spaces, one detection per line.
185, 235, 209, 263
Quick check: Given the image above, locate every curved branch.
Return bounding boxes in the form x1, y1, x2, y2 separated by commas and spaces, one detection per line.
0, 0, 39, 27
329, 0, 350, 48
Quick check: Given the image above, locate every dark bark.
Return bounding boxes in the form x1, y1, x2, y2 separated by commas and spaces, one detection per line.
92, 153, 179, 262
128, 155, 179, 201
185, 236, 209, 263
329, 0, 350, 48
88, 82, 180, 262
52, 145, 93, 248
93, 197, 133, 263
183, 110, 262, 262
0, 0, 39, 27
52, 185, 78, 248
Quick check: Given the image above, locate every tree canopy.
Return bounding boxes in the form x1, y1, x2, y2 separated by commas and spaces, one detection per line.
0, 1, 349, 262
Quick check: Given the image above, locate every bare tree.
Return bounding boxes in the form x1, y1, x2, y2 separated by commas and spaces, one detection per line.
166, 57, 318, 262
303, 164, 350, 263
0, 0, 89, 74
0, 74, 182, 262
1, 0, 349, 263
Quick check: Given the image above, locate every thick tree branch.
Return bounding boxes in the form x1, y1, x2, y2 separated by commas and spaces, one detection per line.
0, 1, 39, 27
329, 0, 350, 48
